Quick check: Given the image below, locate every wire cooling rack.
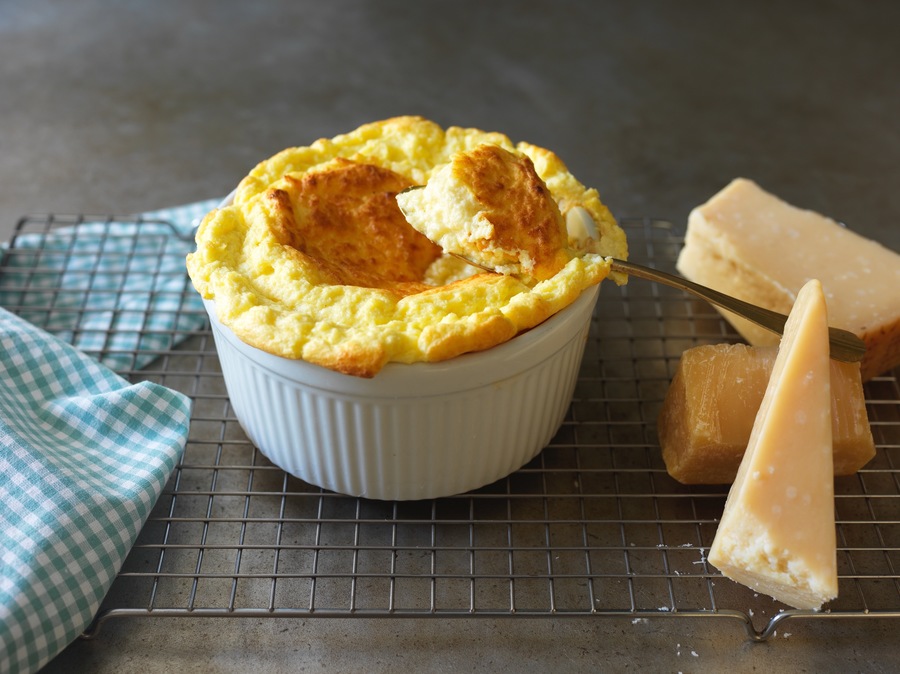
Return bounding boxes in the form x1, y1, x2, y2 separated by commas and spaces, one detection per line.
1, 215, 898, 642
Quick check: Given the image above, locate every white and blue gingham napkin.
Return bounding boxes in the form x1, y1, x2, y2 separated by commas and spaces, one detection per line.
0, 307, 192, 673
0, 199, 218, 372
0, 200, 214, 673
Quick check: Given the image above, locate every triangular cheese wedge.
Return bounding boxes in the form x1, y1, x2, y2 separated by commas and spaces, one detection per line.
708, 279, 837, 609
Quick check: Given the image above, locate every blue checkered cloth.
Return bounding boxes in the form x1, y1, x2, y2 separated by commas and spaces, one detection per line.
0, 200, 213, 672
0, 307, 192, 673
0, 199, 218, 372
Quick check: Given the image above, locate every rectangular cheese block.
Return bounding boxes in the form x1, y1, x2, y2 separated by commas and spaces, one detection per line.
676, 178, 900, 381
708, 279, 838, 610
658, 343, 874, 484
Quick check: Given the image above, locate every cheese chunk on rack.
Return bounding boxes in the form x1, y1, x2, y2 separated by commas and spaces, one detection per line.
658, 343, 874, 484
708, 279, 838, 610
676, 178, 900, 381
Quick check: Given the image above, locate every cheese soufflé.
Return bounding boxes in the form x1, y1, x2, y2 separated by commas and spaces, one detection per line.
187, 117, 627, 377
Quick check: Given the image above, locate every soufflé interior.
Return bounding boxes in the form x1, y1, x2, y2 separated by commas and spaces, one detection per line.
186, 116, 628, 377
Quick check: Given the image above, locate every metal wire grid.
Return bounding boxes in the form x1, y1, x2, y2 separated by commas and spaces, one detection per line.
1, 215, 898, 642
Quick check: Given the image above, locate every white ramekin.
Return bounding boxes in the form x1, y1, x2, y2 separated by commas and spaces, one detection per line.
198, 190, 601, 499
203, 283, 598, 500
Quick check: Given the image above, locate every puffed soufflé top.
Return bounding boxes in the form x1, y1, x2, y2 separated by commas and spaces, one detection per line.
187, 116, 627, 377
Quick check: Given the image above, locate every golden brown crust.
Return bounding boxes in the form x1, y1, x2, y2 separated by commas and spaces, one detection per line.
450, 145, 570, 281
268, 158, 440, 295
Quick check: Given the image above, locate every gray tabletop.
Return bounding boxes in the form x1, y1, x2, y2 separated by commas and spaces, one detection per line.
3, 1, 899, 672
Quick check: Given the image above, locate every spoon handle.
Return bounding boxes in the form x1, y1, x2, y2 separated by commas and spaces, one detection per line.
607, 258, 866, 363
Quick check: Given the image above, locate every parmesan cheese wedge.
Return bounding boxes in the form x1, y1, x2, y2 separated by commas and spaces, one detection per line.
708, 279, 838, 610
676, 178, 900, 381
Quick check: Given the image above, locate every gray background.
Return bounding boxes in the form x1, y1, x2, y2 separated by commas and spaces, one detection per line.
2, 0, 899, 671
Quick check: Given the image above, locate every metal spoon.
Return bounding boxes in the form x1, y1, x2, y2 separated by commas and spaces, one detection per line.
447, 251, 865, 363
605, 257, 865, 363
575, 209, 863, 361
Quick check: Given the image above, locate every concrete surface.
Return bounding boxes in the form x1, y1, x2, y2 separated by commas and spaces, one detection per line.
1, 0, 899, 672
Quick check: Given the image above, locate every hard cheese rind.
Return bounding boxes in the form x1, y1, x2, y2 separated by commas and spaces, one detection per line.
658, 343, 874, 484
676, 178, 900, 381
708, 279, 838, 610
